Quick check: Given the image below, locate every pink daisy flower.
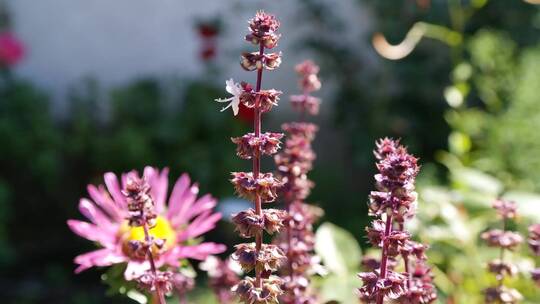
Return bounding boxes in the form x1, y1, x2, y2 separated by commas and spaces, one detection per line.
67, 166, 226, 280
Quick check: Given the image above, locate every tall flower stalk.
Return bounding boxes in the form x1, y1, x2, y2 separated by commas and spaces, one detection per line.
274, 60, 323, 304
123, 177, 168, 304
482, 199, 524, 303
358, 138, 436, 304
216, 11, 287, 303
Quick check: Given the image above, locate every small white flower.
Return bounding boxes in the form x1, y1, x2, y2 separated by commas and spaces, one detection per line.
215, 78, 243, 116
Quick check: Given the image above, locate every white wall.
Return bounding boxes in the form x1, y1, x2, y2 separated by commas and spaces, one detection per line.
7, 0, 372, 111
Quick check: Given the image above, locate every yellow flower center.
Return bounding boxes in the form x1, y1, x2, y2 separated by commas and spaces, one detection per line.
119, 216, 177, 260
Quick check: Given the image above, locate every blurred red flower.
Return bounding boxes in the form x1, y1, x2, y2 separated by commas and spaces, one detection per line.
237, 103, 255, 124
0, 31, 25, 67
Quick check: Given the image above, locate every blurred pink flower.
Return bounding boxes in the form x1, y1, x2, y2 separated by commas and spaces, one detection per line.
0, 31, 25, 67
67, 167, 226, 280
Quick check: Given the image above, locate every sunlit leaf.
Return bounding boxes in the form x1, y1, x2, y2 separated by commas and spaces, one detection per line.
317, 273, 359, 303
126, 290, 147, 304
315, 222, 362, 276
451, 167, 503, 195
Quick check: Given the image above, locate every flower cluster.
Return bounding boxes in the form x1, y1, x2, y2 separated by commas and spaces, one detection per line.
200, 256, 242, 303
528, 224, 540, 287
397, 243, 437, 304
232, 132, 284, 160
481, 199, 524, 303
123, 177, 172, 303
358, 138, 436, 304
232, 208, 287, 238
217, 11, 287, 303
274, 60, 324, 304
68, 168, 225, 302
196, 18, 220, 61
289, 60, 322, 115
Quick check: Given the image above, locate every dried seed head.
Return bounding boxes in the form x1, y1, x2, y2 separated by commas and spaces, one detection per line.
232, 275, 284, 304
493, 199, 518, 219
484, 286, 523, 303
481, 229, 523, 250
231, 172, 283, 203
231, 132, 284, 160
531, 268, 540, 287
232, 243, 286, 274
294, 60, 321, 93
123, 177, 157, 228
232, 208, 287, 238
528, 224, 540, 255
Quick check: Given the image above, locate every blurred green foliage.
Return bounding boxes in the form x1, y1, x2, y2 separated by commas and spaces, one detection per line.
0, 74, 246, 302
296, 0, 540, 239
296, 0, 540, 302
314, 222, 361, 304
414, 164, 540, 303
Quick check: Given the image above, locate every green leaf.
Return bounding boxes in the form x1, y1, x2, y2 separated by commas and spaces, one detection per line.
315, 222, 361, 276
451, 167, 503, 195
126, 290, 147, 304
317, 273, 359, 303
448, 131, 471, 156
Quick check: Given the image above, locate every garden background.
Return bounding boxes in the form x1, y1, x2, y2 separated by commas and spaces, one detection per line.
1, 0, 540, 303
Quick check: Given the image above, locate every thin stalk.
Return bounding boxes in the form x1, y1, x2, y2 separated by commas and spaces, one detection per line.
403, 255, 411, 289
253, 41, 265, 288
377, 214, 394, 304
498, 217, 508, 286
398, 222, 412, 290
286, 200, 294, 279
300, 89, 308, 121
284, 89, 310, 282
142, 219, 166, 304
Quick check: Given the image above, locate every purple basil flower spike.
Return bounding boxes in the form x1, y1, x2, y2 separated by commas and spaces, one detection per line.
359, 138, 437, 304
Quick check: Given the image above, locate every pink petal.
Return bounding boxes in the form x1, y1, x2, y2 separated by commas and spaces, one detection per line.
169, 182, 199, 227
166, 243, 226, 265
167, 174, 196, 220
183, 194, 217, 221
87, 184, 124, 221
73, 248, 125, 273
78, 198, 115, 231
177, 212, 222, 242
124, 261, 150, 281
104, 172, 126, 208
67, 219, 115, 247
144, 166, 168, 214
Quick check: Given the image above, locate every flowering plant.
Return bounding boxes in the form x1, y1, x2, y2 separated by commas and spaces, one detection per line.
274, 59, 324, 304
481, 199, 524, 303
68, 167, 225, 302
358, 138, 437, 304
216, 11, 288, 304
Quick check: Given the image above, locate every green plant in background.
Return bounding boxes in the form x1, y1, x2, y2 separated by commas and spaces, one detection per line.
1, 75, 248, 302
0, 179, 12, 267
294, 0, 540, 241
365, 0, 540, 302
370, 0, 540, 192
314, 222, 362, 304
413, 165, 540, 303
